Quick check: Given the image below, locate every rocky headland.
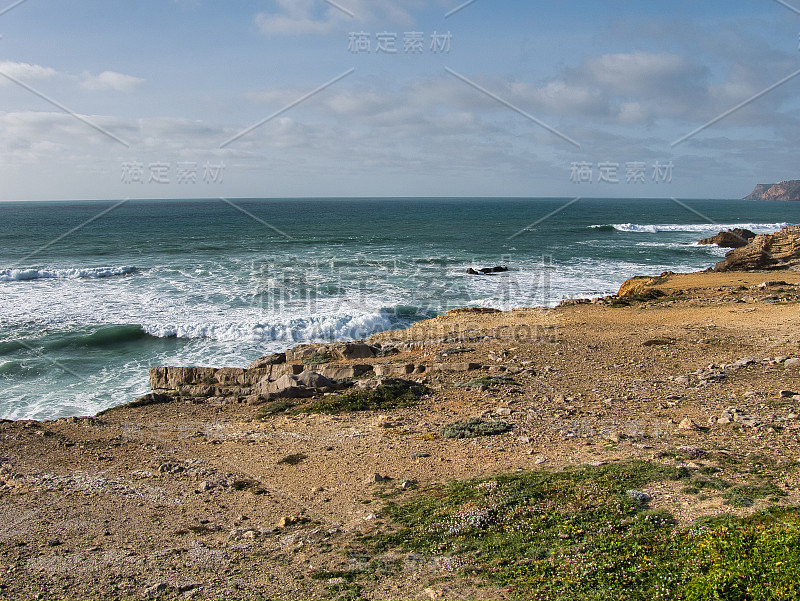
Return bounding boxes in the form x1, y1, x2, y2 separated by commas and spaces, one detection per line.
745, 180, 800, 201
3, 229, 800, 599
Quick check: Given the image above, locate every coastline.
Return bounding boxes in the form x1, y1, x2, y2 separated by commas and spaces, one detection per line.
4, 264, 800, 598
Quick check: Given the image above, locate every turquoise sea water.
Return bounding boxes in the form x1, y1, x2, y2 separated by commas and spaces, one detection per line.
1, 197, 799, 420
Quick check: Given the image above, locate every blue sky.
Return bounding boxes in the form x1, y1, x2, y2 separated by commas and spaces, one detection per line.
1, 0, 799, 200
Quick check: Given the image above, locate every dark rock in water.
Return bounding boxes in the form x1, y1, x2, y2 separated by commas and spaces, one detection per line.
698, 228, 756, 248
467, 266, 509, 275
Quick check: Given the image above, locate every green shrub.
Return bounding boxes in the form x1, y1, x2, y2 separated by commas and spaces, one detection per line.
441, 418, 512, 439
455, 375, 515, 389
301, 380, 427, 414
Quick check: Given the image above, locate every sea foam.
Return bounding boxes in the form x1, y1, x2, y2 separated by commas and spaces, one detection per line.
0, 266, 137, 282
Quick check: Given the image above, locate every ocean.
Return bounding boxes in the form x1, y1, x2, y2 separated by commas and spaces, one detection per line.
1, 197, 798, 421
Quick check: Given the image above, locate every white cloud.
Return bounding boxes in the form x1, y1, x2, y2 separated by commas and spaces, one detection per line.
254, 0, 448, 36
255, 0, 344, 36
81, 71, 145, 93
0, 61, 58, 83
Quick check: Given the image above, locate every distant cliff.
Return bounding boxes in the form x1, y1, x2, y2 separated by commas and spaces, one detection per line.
744, 180, 800, 201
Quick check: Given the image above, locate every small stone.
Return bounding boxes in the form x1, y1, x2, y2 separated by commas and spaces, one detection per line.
46, 539, 61, 547
495, 407, 512, 416
784, 358, 800, 368
198, 481, 214, 492
410, 452, 430, 459
365, 473, 385, 483
627, 489, 652, 503
277, 515, 308, 528
677, 418, 699, 431
534, 456, 547, 465
517, 436, 531, 444
144, 583, 168, 599
780, 390, 797, 398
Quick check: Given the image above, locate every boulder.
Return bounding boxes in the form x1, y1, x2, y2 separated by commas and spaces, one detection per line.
714, 225, 800, 272
318, 363, 373, 380
258, 370, 336, 398
698, 228, 756, 248
247, 353, 286, 370
373, 363, 415, 376
333, 342, 376, 360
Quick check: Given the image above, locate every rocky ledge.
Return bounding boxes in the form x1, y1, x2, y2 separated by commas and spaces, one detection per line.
712, 224, 800, 272
146, 339, 485, 406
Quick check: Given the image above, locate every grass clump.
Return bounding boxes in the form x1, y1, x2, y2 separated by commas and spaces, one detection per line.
302, 351, 335, 366
455, 375, 515, 389
370, 461, 800, 600
301, 380, 427, 414
723, 483, 786, 508
256, 399, 297, 419
441, 417, 512, 439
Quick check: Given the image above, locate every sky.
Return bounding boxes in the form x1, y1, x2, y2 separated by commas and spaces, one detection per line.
1, 0, 799, 200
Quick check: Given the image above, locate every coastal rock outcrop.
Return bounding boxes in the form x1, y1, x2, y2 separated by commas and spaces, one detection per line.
698, 228, 756, 248
745, 180, 800, 201
713, 225, 800, 272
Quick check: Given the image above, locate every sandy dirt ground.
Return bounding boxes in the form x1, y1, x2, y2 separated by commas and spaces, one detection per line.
2, 269, 800, 600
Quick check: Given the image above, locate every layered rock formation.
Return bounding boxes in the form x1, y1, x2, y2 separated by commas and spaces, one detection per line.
713, 225, 800, 272
146, 340, 483, 404
744, 180, 800, 201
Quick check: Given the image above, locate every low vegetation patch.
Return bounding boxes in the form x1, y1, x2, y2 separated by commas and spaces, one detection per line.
300, 380, 427, 415
441, 417, 512, 439
302, 351, 335, 366
369, 461, 800, 600
256, 381, 427, 418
